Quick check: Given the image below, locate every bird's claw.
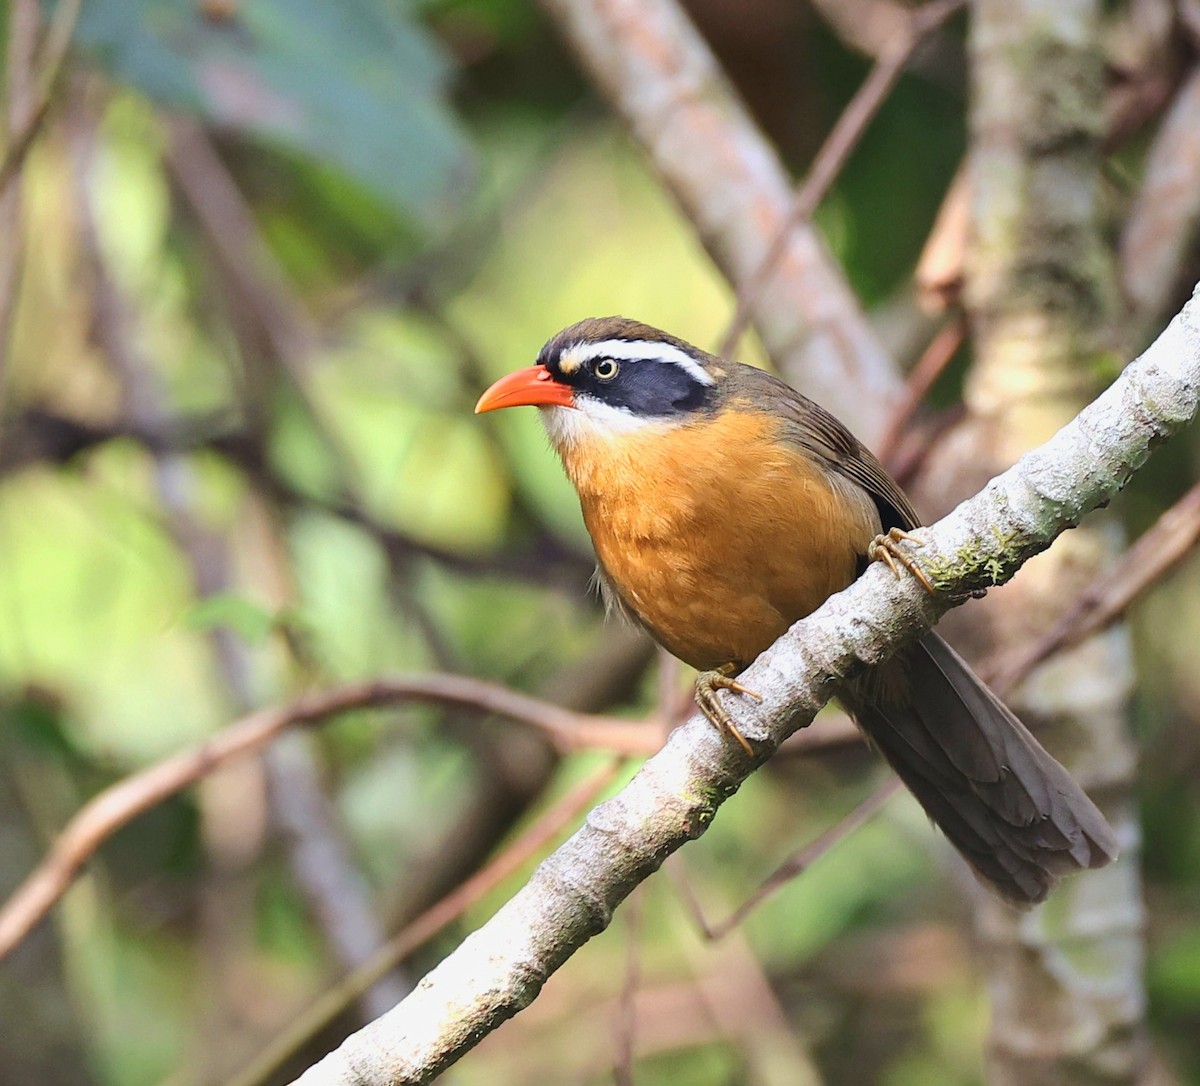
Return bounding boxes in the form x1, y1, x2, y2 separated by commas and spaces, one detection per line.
868, 527, 934, 594
695, 664, 761, 755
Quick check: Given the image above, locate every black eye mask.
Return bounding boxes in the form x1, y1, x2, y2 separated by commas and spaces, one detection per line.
571, 357, 712, 416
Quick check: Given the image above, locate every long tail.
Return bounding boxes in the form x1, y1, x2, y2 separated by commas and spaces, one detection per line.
844, 633, 1118, 906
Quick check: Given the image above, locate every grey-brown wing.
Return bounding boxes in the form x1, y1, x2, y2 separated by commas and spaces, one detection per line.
726, 363, 921, 532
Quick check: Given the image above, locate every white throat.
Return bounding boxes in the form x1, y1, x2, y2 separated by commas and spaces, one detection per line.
539, 399, 673, 454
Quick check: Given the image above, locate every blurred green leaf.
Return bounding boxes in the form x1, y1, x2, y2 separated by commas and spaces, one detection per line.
74, 0, 475, 224
1152, 926, 1200, 1011
183, 591, 277, 643
8, 695, 80, 760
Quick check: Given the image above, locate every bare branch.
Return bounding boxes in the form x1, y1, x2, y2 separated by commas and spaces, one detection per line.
537, 0, 902, 438
289, 289, 1200, 1086
1119, 65, 1200, 336
221, 757, 629, 1086
0, 675, 639, 961
678, 778, 902, 941
876, 315, 966, 466
0, 0, 39, 411
987, 479, 1200, 693
718, 0, 966, 360
165, 116, 319, 374
0, 0, 83, 193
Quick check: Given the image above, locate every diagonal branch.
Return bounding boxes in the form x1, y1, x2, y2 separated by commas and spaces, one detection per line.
1118, 64, 1200, 338
985, 479, 1200, 694
289, 289, 1200, 1086
0, 0, 83, 192
537, 0, 902, 438
221, 756, 630, 1086
717, 0, 965, 360
671, 776, 903, 941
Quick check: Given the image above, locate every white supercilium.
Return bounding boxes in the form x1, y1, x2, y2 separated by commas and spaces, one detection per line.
559, 338, 716, 387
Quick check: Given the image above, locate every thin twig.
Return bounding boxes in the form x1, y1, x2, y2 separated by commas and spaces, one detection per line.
164, 116, 368, 495
0, 0, 83, 192
612, 885, 643, 1086
987, 480, 1200, 694
221, 756, 628, 1086
875, 315, 966, 466
717, 0, 966, 360
672, 778, 901, 940
0, 675, 639, 961
0, 0, 40, 417
884, 402, 965, 487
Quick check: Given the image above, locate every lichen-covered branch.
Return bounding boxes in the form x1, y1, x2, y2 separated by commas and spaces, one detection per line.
290, 286, 1200, 1086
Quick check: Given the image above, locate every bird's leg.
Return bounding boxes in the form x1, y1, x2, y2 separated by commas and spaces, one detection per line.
868, 527, 934, 594
695, 663, 761, 755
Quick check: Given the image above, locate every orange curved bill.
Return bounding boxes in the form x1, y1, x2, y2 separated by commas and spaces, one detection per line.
474, 366, 574, 413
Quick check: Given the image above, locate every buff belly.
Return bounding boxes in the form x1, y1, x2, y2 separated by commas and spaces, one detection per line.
555, 409, 882, 672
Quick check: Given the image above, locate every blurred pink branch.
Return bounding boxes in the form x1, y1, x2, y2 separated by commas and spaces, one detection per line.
0, 0, 82, 192
1119, 65, 1200, 336
672, 776, 902, 940
0, 675, 648, 962
986, 479, 1200, 693
718, 0, 965, 360
0, 0, 39, 410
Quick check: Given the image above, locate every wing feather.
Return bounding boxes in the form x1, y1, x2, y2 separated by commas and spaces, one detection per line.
721, 364, 921, 533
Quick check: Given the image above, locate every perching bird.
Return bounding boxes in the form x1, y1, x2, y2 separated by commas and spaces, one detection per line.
475, 316, 1117, 905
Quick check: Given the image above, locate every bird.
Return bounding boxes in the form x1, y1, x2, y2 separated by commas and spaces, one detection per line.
475, 316, 1118, 906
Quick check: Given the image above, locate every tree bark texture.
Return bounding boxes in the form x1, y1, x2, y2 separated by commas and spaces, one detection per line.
913, 3, 1146, 1083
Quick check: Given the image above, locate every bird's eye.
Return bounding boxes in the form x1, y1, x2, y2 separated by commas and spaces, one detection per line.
592, 358, 619, 380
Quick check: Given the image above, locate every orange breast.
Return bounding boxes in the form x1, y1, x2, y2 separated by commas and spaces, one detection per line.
557, 409, 882, 671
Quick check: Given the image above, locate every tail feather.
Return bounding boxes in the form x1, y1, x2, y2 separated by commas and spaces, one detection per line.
845, 633, 1118, 906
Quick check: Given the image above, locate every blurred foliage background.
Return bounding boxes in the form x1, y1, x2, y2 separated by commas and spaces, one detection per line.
1, 1, 1199, 1084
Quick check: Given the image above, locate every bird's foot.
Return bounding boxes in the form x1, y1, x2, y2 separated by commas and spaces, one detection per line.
695, 663, 761, 756
868, 527, 934, 593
